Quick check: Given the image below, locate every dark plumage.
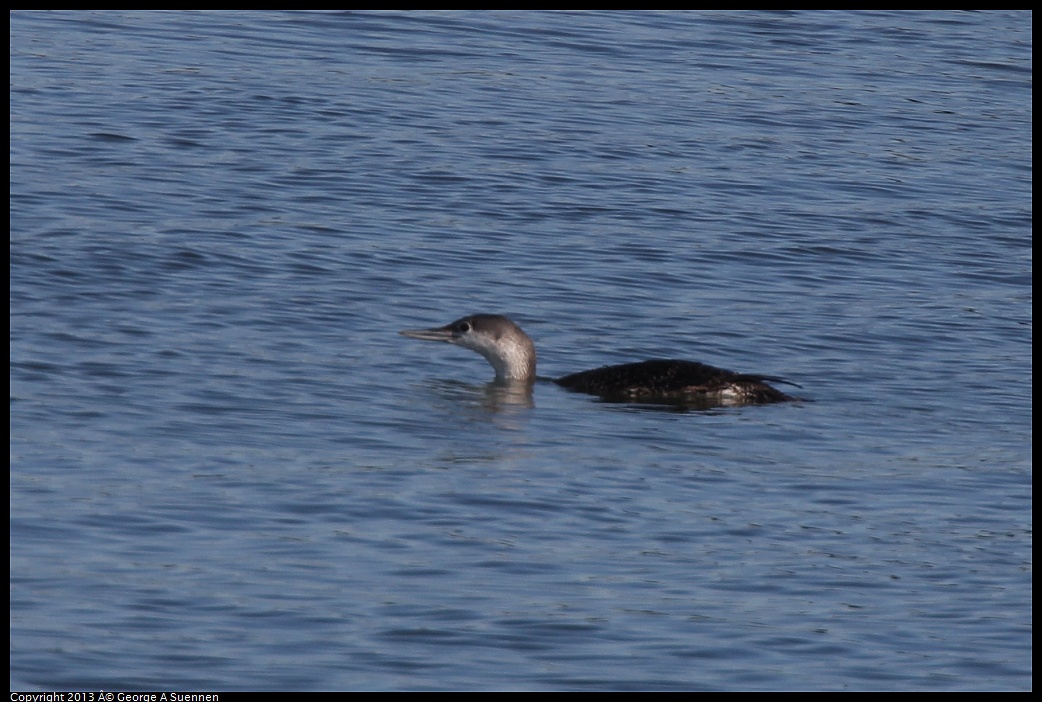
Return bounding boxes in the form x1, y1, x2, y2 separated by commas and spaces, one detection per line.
555, 358, 795, 404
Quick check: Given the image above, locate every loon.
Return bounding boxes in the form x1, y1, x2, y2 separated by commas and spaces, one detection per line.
400, 314, 797, 405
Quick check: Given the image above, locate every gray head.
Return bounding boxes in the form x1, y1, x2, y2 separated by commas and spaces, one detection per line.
400, 314, 537, 382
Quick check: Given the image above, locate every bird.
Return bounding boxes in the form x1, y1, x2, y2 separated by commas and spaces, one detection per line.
400, 313, 798, 405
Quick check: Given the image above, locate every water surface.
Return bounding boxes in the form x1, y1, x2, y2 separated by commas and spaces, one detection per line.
10, 10, 1032, 690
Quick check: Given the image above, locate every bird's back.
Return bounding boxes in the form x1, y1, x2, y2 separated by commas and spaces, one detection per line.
555, 359, 795, 404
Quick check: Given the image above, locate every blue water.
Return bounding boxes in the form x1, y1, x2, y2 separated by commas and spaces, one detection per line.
10, 11, 1031, 691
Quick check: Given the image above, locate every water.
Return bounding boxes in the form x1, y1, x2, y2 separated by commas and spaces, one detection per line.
10, 11, 1031, 691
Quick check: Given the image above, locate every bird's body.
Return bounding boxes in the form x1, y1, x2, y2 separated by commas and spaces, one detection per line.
555, 358, 794, 404
401, 314, 797, 406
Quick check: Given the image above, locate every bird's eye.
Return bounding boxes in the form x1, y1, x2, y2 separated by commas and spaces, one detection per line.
457, 322, 471, 333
